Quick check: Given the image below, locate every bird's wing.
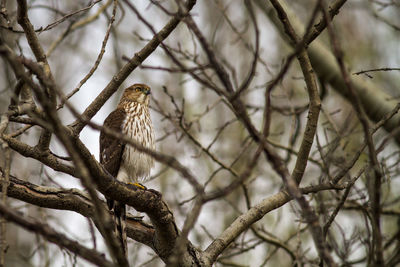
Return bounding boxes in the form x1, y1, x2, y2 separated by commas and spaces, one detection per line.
100, 108, 126, 177
100, 107, 129, 256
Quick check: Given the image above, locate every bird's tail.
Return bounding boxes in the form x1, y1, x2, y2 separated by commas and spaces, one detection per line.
108, 199, 127, 256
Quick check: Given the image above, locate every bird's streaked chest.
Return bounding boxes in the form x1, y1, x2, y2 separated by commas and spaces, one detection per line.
117, 102, 155, 182
122, 103, 153, 147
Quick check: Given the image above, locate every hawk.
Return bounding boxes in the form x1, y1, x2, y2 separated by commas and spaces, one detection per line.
100, 83, 155, 256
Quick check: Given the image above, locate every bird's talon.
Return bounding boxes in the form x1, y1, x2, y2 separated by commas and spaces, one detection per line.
128, 182, 146, 190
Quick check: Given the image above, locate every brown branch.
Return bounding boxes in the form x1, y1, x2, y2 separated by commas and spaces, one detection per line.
0, 201, 114, 267
3, 173, 155, 248
40, 0, 102, 33
3, 135, 76, 175
16, 0, 57, 151
304, 0, 348, 44
230, 0, 260, 99
16, 0, 49, 66
353, 67, 400, 78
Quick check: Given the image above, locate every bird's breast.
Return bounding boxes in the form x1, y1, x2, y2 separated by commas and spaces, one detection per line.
118, 103, 155, 183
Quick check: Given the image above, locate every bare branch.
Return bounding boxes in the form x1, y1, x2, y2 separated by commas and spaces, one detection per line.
3, 173, 155, 248
0, 201, 114, 267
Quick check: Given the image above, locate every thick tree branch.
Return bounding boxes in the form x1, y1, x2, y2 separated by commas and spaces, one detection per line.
0, 201, 114, 267
203, 190, 290, 264
203, 182, 346, 264
3, 172, 155, 248
2, 135, 76, 175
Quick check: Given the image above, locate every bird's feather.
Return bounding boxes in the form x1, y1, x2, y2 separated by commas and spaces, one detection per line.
100, 107, 128, 255
100, 108, 126, 176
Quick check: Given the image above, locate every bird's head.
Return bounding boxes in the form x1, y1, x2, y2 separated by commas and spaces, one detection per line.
121, 83, 152, 105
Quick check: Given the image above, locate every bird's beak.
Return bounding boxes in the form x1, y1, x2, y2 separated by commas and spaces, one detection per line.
145, 90, 151, 95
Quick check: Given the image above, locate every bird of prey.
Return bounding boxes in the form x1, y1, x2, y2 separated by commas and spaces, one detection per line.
100, 83, 155, 255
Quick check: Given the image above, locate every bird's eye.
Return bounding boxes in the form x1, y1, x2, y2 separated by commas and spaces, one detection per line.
135, 88, 141, 92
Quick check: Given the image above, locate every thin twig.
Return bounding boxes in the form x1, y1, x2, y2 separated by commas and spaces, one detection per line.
353, 67, 400, 78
